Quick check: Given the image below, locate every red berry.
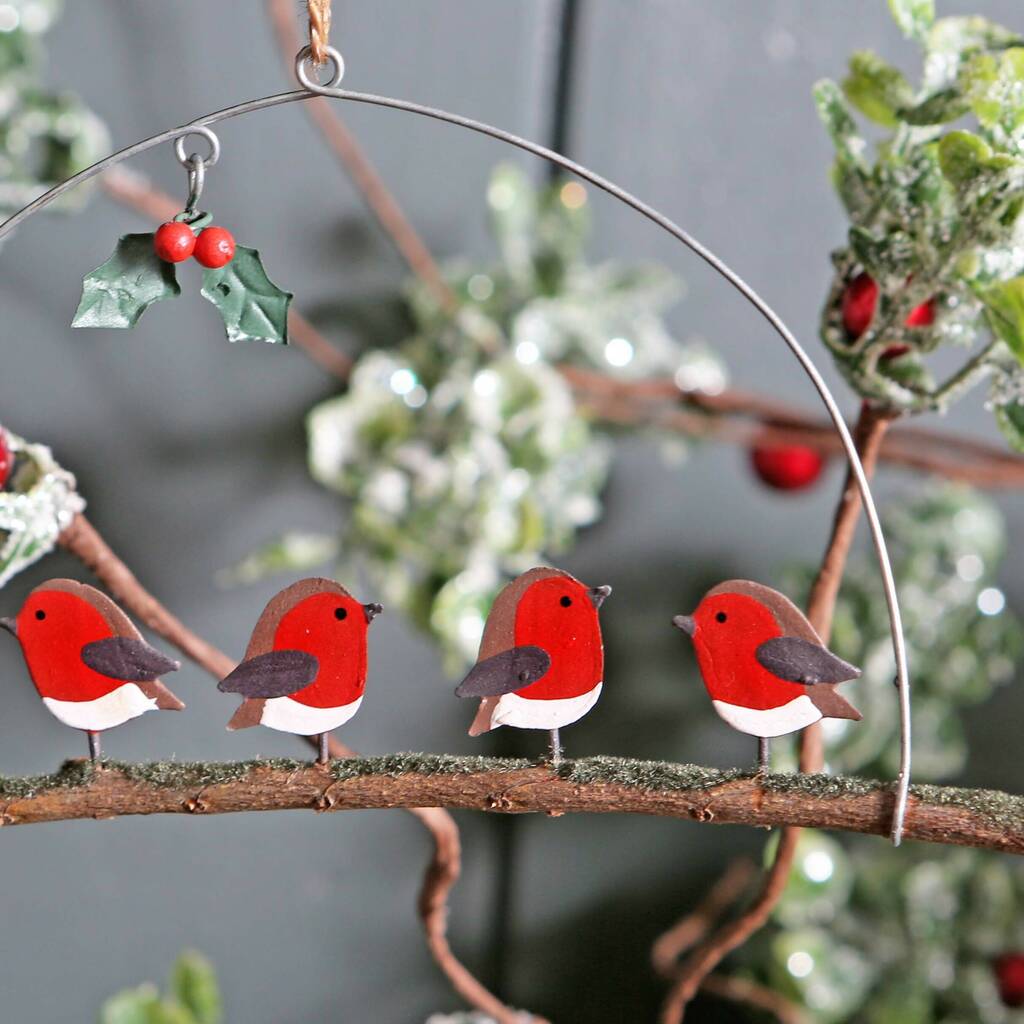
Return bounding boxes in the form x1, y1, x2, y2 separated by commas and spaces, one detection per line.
193, 227, 236, 269
751, 445, 825, 492
904, 297, 935, 328
994, 953, 1024, 1008
840, 272, 936, 343
841, 272, 879, 339
0, 428, 10, 489
153, 222, 196, 263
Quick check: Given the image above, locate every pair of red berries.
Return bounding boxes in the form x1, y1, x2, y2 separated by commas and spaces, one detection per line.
841, 272, 935, 355
154, 222, 236, 269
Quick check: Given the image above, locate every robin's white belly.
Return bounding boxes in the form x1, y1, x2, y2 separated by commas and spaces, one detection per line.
490, 683, 602, 731
712, 695, 820, 738
43, 684, 157, 731
260, 695, 363, 735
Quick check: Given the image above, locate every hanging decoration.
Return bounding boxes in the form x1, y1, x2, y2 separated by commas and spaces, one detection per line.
0, 578, 183, 761
674, 580, 862, 771
455, 566, 610, 763
218, 577, 382, 764
71, 129, 292, 343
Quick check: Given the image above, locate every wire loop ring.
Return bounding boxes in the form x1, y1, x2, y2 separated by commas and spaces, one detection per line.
294, 44, 345, 91
173, 125, 221, 170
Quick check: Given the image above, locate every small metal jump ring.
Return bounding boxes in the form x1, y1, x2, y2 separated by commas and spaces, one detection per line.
184, 154, 205, 214
294, 45, 345, 92
173, 125, 221, 169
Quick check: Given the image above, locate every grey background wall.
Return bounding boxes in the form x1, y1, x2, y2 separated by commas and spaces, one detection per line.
1, 3, 1022, 1022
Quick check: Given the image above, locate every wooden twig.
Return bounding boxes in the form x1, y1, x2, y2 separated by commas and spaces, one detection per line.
651, 858, 756, 978
0, 757, 1021, 853
55, 513, 538, 1024
700, 973, 809, 1024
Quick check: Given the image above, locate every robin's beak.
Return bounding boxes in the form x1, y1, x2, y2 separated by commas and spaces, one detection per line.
363, 603, 383, 624
673, 614, 696, 637
589, 585, 612, 609
0, 616, 16, 637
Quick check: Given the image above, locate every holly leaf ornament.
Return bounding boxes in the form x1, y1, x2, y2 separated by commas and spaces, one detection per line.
71, 233, 180, 329
200, 245, 292, 345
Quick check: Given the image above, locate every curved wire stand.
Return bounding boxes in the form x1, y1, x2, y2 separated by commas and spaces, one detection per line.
0, 46, 912, 844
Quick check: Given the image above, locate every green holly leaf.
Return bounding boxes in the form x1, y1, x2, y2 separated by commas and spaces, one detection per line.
200, 245, 292, 344
842, 51, 914, 127
888, 0, 934, 41
169, 952, 221, 1024
72, 233, 180, 329
980, 276, 1024, 362
902, 88, 971, 125
995, 399, 1024, 451
937, 130, 993, 186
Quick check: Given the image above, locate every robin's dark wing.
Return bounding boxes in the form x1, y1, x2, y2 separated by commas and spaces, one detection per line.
81, 637, 181, 681
755, 636, 861, 685
455, 646, 551, 698
217, 650, 319, 699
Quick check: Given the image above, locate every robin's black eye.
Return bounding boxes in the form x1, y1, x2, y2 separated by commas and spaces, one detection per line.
35, 610, 46, 621
560, 596, 572, 608
334, 607, 347, 620
716, 611, 727, 623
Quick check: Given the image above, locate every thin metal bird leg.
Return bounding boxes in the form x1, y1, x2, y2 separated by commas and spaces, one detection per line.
317, 732, 330, 765
87, 730, 101, 763
757, 737, 770, 775
548, 728, 562, 767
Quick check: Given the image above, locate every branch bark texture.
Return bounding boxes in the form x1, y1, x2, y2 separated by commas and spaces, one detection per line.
1, 756, 1020, 854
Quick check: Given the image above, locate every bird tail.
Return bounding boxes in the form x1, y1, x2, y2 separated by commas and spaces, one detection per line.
468, 697, 499, 736
227, 698, 264, 731
808, 684, 862, 721
138, 680, 185, 711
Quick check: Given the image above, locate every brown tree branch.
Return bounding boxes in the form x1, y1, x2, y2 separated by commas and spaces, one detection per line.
55, 512, 536, 1024
1, 757, 1021, 854
651, 858, 757, 978
699, 974, 809, 1024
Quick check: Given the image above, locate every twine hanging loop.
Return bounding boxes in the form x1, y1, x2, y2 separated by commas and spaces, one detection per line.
308, 0, 332, 66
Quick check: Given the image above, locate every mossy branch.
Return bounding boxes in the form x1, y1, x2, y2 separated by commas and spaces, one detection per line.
1, 754, 1020, 854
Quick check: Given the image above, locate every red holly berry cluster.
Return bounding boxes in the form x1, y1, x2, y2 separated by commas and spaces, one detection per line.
995, 953, 1024, 1008
841, 271, 935, 357
154, 222, 236, 269
0, 427, 10, 489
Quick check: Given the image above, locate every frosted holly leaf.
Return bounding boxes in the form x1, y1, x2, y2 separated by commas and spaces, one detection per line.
71, 233, 179, 329
0, 429, 85, 589
887, 0, 934, 42
200, 245, 292, 345
217, 531, 339, 587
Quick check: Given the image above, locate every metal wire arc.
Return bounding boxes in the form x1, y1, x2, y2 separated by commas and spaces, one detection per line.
0, 77, 912, 843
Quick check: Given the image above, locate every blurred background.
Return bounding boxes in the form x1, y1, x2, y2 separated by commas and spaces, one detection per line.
2, 2, 1024, 1021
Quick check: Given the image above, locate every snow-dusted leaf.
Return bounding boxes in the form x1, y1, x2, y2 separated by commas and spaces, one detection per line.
0, 429, 85, 589
72, 233, 179, 329
887, 0, 934, 41
200, 245, 292, 344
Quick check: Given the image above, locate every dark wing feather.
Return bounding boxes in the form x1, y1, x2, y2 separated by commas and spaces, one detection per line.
217, 650, 319, 699
756, 636, 861, 686
81, 637, 181, 681
455, 646, 551, 698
